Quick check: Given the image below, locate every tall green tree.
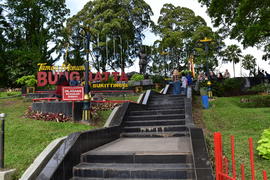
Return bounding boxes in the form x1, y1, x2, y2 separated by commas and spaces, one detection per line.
222, 44, 243, 77
66, 0, 153, 72
0, 6, 10, 87
242, 54, 257, 77
3, 0, 69, 85
198, 0, 270, 59
154, 4, 223, 75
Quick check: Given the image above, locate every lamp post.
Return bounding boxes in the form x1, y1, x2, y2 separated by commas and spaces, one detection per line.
199, 37, 212, 77
199, 37, 213, 100
160, 50, 169, 77
73, 27, 92, 122
93, 47, 101, 72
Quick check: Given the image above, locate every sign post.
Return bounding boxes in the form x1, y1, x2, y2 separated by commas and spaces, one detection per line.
62, 86, 84, 121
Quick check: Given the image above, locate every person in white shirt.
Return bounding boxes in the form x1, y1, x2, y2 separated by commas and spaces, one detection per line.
224, 69, 230, 78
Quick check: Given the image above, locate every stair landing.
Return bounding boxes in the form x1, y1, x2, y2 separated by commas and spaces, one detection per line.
86, 137, 191, 154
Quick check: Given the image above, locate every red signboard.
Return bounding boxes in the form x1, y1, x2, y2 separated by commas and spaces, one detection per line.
62, 86, 84, 101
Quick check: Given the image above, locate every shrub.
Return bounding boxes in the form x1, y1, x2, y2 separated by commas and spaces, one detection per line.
16, 75, 37, 87
238, 95, 270, 108
257, 129, 270, 160
130, 74, 144, 81
222, 78, 245, 96
181, 70, 192, 75
249, 83, 270, 93
198, 78, 245, 97
6, 92, 19, 96
101, 76, 116, 83
151, 75, 164, 84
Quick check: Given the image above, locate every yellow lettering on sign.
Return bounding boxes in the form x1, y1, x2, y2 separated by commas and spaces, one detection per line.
38, 63, 85, 71
91, 83, 129, 88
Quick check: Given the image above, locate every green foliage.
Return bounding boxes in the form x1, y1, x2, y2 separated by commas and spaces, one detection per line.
249, 83, 270, 93
181, 70, 192, 75
150, 75, 164, 84
198, 0, 269, 58
221, 44, 242, 77
200, 96, 270, 179
102, 76, 116, 83
238, 95, 270, 108
0, 92, 21, 98
66, 0, 153, 72
16, 75, 37, 87
1, 0, 69, 87
130, 74, 144, 81
153, 3, 223, 75
257, 129, 270, 160
0, 97, 90, 178
199, 78, 245, 97
242, 54, 257, 76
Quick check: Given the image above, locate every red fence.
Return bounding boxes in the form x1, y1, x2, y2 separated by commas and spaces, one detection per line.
214, 132, 268, 180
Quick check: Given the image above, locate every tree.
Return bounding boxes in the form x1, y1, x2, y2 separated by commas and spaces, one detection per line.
154, 4, 223, 74
66, 0, 153, 72
198, 0, 270, 58
0, 6, 10, 87
222, 44, 242, 77
3, 0, 70, 85
242, 54, 257, 77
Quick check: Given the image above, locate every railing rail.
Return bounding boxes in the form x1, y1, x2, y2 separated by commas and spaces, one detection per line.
214, 132, 268, 180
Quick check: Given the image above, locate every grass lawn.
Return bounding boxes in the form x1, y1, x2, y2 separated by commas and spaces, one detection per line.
0, 93, 140, 179
196, 95, 270, 179
106, 95, 140, 102
0, 97, 91, 178
0, 91, 21, 98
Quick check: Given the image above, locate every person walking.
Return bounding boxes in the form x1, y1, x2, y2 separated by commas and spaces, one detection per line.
181, 72, 188, 95
172, 69, 181, 95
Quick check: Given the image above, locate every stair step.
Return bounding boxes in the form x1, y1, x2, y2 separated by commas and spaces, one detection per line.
73, 163, 195, 179
124, 119, 186, 126
151, 94, 185, 98
146, 105, 184, 110
72, 177, 194, 180
148, 97, 184, 101
129, 109, 185, 116
151, 94, 186, 98
121, 131, 188, 138
148, 102, 185, 106
128, 114, 185, 121
81, 152, 191, 164
122, 125, 187, 133
126, 118, 185, 122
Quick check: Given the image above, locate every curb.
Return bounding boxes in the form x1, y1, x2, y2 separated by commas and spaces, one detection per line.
19, 136, 66, 180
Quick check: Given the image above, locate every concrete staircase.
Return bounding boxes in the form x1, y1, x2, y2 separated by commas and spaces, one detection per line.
72, 92, 198, 179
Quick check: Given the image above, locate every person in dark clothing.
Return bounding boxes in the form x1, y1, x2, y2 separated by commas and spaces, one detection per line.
69, 74, 80, 86
209, 71, 217, 81
218, 73, 224, 81
55, 75, 69, 98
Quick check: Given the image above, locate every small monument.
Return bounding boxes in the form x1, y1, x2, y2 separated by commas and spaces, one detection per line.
138, 49, 147, 75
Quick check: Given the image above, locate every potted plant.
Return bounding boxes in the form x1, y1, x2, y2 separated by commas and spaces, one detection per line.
16, 75, 37, 93
151, 75, 164, 89
130, 74, 144, 92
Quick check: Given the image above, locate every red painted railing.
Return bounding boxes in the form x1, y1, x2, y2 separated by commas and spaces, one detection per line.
214, 132, 268, 180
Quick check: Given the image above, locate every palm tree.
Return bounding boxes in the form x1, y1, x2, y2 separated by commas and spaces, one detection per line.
242, 54, 257, 77
222, 44, 242, 77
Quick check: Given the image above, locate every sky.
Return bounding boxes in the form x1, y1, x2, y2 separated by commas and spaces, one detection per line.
65, 0, 267, 77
